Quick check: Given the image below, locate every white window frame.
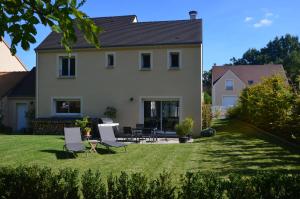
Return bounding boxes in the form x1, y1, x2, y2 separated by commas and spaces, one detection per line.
56, 54, 77, 78
139, 51, 153, 70
225, 79, 234, 90
105, 52, 116, 68
51, 97, 82, 116
167, 50, 182, 69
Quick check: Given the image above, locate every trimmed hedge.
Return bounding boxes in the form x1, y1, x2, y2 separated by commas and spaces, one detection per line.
0, 166, 300, 199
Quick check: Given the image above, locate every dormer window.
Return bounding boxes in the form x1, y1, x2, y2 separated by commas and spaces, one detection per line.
225, 80, 233, 90
248, 80, 254, 85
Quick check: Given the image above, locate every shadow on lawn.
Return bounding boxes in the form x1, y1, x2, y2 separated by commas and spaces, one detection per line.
191, 119, 300, 176
40, 150, 77, 159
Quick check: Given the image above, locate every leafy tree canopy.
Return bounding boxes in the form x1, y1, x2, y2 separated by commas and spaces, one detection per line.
230, 34, 300, 88
0, 0, 101, 54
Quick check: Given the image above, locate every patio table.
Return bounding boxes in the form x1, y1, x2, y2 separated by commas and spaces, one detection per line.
88, 140, 99, 152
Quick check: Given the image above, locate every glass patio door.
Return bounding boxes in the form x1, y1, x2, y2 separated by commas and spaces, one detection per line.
144, 100, 179, 132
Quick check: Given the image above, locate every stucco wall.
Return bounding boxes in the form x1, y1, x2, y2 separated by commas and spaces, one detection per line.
212, 70, 246, 106
37, 45, 202, 134
0, 41, 26, 72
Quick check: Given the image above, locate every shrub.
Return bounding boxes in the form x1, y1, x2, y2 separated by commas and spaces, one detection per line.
81, 169, 106, 199
228, 75, 297, 135
226, 106, 241, 119
200, 128, 216, 137
104, 106, 117, 119
204, 92, 212, 104
202, 104, 212, 129
0, 166, 300, 199
175, 118, 194, 137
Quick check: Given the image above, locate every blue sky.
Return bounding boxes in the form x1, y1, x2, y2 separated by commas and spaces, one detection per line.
4, 0, 300, 71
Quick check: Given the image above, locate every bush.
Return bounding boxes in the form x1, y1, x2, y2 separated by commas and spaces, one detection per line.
202, 104, 212, 129
228, 75, 299, 136
175, 118, 194, 137
200, 128, 216, 137
1, 166, 300, 199
104, 106, 117, 119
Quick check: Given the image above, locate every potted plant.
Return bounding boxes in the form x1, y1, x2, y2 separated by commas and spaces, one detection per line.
104, 106, 117, 119
175, 117, 194, 143
75, 116, 91, 136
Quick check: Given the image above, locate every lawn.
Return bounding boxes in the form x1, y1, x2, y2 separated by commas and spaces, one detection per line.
0, 119, 299, 181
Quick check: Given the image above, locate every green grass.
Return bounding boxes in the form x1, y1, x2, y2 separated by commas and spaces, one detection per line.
0, 119, 299, 181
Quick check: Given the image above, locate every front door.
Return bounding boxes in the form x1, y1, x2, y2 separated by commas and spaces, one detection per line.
16, 103, 28, 131
144, 100, 180, 132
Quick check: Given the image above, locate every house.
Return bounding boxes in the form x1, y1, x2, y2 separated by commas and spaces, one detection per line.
35, 11, 203, 134
211, 64, 286, 112
0, 68, 35, 132
0, 39, 27, 72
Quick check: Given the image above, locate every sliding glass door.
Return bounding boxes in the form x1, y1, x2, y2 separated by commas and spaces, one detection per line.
144, 100, 179, 132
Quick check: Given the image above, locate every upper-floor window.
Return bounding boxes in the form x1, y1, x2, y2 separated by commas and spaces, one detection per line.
106, 52, 115, 68
59, 56, 75, 78
225, 80, 234, 90
140, 52, 152, 70
248, 80, 254, 85
168, 51, 181, 69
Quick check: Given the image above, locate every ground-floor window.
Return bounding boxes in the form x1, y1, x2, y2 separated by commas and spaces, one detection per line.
143, 100, 179, 132
54, 99, 81, 115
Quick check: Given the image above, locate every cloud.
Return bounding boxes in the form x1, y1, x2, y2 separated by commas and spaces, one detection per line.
244, 17, 253, 22
253, 19, 273, 28
265, 12, 273, 17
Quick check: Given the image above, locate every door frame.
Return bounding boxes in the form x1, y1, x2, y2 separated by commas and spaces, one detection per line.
16, 102, 28, 132
139, 96, 183, 130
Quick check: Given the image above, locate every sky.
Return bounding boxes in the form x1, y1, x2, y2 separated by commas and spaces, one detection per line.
4, 0, 300, 71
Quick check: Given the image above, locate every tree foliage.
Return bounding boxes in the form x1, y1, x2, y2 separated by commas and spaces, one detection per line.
203, 70, 212, 95
0, 0, 101, 54
230, 34, 300, 89
228, 75, 300, 138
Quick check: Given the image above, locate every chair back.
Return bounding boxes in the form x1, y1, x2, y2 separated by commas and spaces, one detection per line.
136, 124, 144, 129
64, 127, 82, 144
98, 124, 116, 141
123, 127, 132, 135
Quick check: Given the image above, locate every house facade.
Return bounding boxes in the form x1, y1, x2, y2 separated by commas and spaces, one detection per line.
212, 64, 286, 112
35, 12, 203, 134
0, 40, 27, 72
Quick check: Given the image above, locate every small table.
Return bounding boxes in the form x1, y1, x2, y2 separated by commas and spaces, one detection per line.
88, 140, 99, 153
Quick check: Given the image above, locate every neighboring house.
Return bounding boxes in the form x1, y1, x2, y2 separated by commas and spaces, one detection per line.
0, 39, 27, 72
35, 12, 203, 134
0, 68, 35, 132
211, 64, 286, 112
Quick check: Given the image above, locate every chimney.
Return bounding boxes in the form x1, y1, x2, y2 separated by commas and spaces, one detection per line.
189, 11, 198, 20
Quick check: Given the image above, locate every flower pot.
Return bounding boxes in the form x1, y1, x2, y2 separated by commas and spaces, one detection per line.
179, 136, 189, 143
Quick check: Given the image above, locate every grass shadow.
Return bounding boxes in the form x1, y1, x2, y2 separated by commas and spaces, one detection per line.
40, 149, 77, 159
95, 147, 117, 154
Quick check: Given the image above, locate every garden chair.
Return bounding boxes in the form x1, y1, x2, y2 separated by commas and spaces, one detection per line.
63, 127, 87, 157
98, 124, 127, 152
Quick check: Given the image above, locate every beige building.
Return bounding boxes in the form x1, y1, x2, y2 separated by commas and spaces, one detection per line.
212, 64, 286, 113
35, 12, 203, 135
0, 39, 27, 72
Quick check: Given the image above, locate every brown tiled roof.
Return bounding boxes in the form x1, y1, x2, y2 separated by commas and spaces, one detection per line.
0, 72, 28, 97
36, 15, 202, 50
212, 64, 286, 85
7, 67, 35, 98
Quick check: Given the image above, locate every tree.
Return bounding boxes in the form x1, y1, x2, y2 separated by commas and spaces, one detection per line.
203, 70, 212, 95
0, 0, 101, 54
230, 34, 300, 88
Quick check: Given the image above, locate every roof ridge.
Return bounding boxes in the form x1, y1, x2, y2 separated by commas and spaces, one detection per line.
135, 19, 202, 24
90, 15, 137, 20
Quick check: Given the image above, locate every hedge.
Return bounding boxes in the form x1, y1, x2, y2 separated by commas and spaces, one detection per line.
0, 166, 300, 199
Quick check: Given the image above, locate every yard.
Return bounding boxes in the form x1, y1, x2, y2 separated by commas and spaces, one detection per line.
0, 119, 299, 182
